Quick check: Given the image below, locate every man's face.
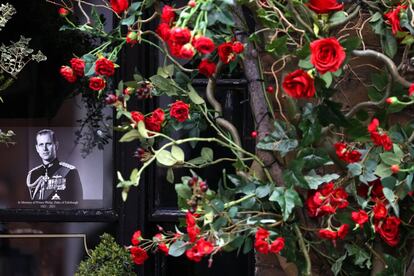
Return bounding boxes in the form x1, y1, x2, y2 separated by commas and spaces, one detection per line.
36, 134, 58, 163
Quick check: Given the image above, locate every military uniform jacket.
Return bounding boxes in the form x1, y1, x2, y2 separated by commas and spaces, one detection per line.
26, 159, 83, 201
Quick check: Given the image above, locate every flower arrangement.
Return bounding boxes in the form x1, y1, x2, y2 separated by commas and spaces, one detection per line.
50, 0, 414, 275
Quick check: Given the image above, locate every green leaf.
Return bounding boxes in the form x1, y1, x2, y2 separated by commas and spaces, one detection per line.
255, 184, 271, 198
348, 163, 363, 177
340, 37, 361, 52
201, 147, 213, 162
266, 36, 288, 56
377, 254, 404, 275
304, 171, 340, 190
332, 253, 347, 276
149, 75, 178, 96
329, 11, 347, 25
298, 57, 313, 69
383, 187, 399, 216
156, 150, 177, 166
166, 168, 174, 184
320, 72, 333, 88
128, 2, 142, 13
381, 29, 398, 58
269, 187, 302, 221
380, 152, 400, 166
210, 199, 225, 212
375, 162, 393, 178
171, 145, 185, 162
187, 84, 205, 105
121, 15, 135, 26
157, 64, 174, 78
169, 240, 187, 257
175, 183, 192, 200
119, 129, 140, 142
257, 121, 298, 157
137, 121, 149, 138
345, 244, 372, 269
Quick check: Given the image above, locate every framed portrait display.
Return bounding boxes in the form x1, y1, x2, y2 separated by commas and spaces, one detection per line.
0, 100, 113, 211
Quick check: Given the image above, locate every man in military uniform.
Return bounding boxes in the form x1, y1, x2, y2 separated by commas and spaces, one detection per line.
26, 129, 83, 201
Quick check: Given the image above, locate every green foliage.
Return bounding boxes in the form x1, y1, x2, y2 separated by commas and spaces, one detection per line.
75, 234, 135, 276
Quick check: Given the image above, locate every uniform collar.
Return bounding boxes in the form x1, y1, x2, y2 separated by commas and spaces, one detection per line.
42, 158, 59, 169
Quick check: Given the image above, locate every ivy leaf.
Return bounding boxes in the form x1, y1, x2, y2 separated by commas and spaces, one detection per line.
332, 253, 347, 276
348, 163, 362, 177
345, 244, 372, 269
256, 184, 271, 198
269, 186, 302, 221
304, 171, 340, 190
381, 29, 398, 58
377, 254, 404, 276
257, 121, 298, 157
266, 36, 288, 56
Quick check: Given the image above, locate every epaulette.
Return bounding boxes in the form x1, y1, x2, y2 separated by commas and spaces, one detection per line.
59, 161, 75, 170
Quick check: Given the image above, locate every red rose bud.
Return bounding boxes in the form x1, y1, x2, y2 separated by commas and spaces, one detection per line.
199, 181, 208, 192
179, 43, 195, 59
89, 77, 106, 91
188, 0, 196, 7
386, 97, 397, 105
266, 85, 274, 94
161, 5, 175, 25
105, 94, 118, 105
384, 5, 407, 35
70, 58, 85, 77
251, 131, 258, 138
391, 164, 400, 174
59, 66, 76, 83
124, 87, 134, 95
232, 41, 244, 54
110, 0, 129, 14
58, 7, 70, 17
126, 31, 138, 45
409, 83, 414, 96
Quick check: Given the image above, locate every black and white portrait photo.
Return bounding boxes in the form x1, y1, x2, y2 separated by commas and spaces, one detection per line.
26, 129, 83, 202
0, 124, 112, 210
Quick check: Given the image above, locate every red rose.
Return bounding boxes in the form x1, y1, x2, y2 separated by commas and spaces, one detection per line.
170, 27, 191, 45
161, 5, 175, 25
196, 238, 214, 255
95, 57, 115, 77
156, 23, 171, 41
409, 83, 414, 96
337, 224, 349, 239
110, 0, 129, 14
310, 37, 346, 74
131, 111, 144, 123
254, 238, 269, 254
131, 230, 142, 246
168, 41, 183, 58
282, 69, 316, 98
307, 0, 344, 14
319, 228, 337, 240
186, 211, 197, 227
179, 43, 195, 59
232, 41, 244, 54
186, 246, 203, 262
370, 179, 385, 200
187, 225, 200, 242
193, 36, 216, 55
198, 59, 216, 77
368, 118, 379, 133
269, 237, 285, 254
58, 7, 69, 17
130, 246, 149, 265
335, 143, 361, 163
256, 227, 270, 240
70, 58, 85, 77
218, 42, 235, 64
170, 100, 190, 122
144, 108, 165, 132
373, 201, 388, 220
351, 210, 369, 226
376, 216, 400, 247
384, 5, 407, 35
59, 66, 76, 83
89, 77, 106, 91
154, 233, 169, 255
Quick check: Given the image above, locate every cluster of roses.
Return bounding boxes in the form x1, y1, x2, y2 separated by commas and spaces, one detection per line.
367, 118, 392, 151
356, 179, 401, 247
156, 5, 243, 78
306, 182, 350, 240
185, 212, 216, 262
129, 100, 190, 133
334, 142, 361, 164
254, 228, 285, 255
59, 57, 115, 92
282, 37, 345, 99
129, 230, 171, 265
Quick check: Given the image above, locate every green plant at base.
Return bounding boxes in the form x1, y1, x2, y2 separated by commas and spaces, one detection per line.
75, 233, 135, 276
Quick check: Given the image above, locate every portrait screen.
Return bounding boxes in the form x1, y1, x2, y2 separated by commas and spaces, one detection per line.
0, 125, 113, 209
